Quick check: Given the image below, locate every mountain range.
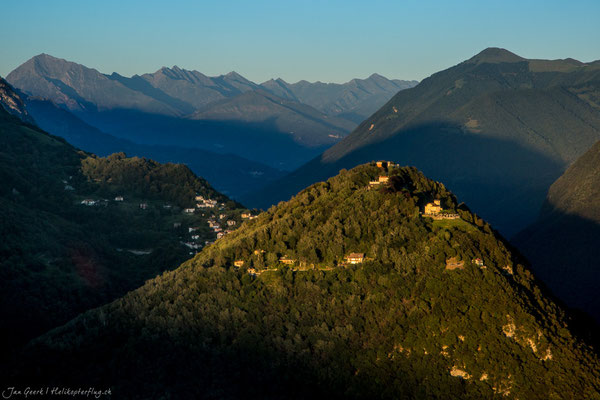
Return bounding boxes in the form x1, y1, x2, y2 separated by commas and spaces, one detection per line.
9, 162, 600, 398
244, 48, 600, 236
6, 54, 416, 170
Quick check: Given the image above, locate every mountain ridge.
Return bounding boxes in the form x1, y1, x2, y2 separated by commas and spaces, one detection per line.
244, 48, 600, 236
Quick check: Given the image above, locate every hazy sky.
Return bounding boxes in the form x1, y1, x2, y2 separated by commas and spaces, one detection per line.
1, 0, 599, 83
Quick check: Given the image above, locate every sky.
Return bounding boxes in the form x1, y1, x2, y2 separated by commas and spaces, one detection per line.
1, 0, 599, 83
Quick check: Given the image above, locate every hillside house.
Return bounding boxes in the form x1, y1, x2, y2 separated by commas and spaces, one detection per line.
217, 232, 225, 239
139, 203, 148, 210
446, 257, 465, 270
81, 199, 96, 206
254, 249, 266, 255
191, 235, 200, 240
227, 220, 236, 226
219, 214, 226, 219
234, 260, 245, 267
424, 200, 442, 215
345, 253, 365, 264
114, 196, 124, 201
279, 256, 296, 265
195, 195, 204, 201
376, 161, 386, 168
241, 212, 252, 219
189, 227, 198, 233
184, 208, 195, 214
369, 175, 390, 186
472, 258, 484, 267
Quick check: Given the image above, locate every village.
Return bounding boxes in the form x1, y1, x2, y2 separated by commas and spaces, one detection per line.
76, 188, 256, 256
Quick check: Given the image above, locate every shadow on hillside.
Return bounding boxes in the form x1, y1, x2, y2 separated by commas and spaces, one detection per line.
71, 108, 337, 171
244, 121, 565, 237
513, 209, 600, 327
25, 100, 286, 199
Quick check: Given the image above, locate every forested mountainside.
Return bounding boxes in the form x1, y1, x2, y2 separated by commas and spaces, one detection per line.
244, 48, 600, 236
0, 82, 248, 370
514, 139, 600, 322
12, 163, 600, 399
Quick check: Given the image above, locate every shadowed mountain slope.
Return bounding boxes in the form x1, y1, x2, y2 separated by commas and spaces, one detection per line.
23, 97, 285, 198
190, 90, 355, 147
514, 139, 600, 322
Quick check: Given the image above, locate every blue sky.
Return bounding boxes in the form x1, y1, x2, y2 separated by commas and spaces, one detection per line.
1, 0, 599, 83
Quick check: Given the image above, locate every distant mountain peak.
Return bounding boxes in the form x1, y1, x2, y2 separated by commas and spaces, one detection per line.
224, 71, 244, 80
467, 47, 526, 64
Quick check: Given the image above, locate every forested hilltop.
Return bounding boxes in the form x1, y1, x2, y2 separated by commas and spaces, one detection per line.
0, 87, 246, 371
14, 163, 600, 399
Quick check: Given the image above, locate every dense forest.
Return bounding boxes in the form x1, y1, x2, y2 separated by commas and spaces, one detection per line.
11, 163, 600, 399
0, 105, 245, 371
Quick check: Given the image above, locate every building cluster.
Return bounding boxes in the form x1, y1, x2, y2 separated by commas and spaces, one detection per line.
422, 200, 460, 220
195, 195, 218, 209
207, 217, 235, 239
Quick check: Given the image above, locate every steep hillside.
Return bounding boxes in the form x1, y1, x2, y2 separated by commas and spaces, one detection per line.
11, 163, 600, 399
260, 74, 418, 123
0, 87, 247, 366
514, 139, 600, 322
190, 90, 355, 146
24, 97, 285, 198
245, 48, 600, 236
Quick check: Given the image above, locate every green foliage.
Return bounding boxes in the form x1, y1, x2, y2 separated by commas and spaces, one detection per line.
0, 108, 241, 364
14, 163, 600, 399
80, 152, 232, 208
